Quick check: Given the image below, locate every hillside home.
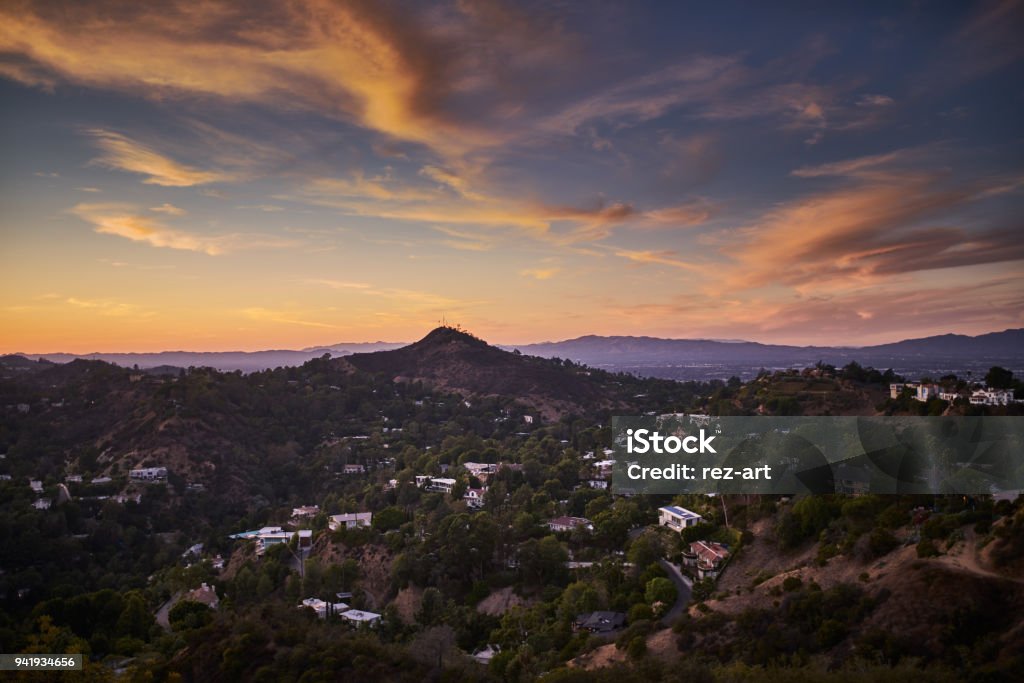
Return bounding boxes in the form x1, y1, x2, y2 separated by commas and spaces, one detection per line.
291, 505, 319, 519
32, 498, 51, 510
424, 477, 457, 494
299, 597, 347, 619
836, 464, 870, 495
463, 462, 497, 478
343, 464, 366, 474
464, 488, 486, 509
573, 611, 625, 633
329, 512, 372, 531
340, 609, 382, 627
971, 388, 1016, 406
683, 540, 730, 580
185, 583, 219, 609
658, 506, 703, 531
91, 476, 112, 484
547, 516, 593, 532
130, 467, 167, 481
30, 480, 43, 493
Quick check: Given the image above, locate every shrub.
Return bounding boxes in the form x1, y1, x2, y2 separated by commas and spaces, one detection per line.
782, 576, 803, 592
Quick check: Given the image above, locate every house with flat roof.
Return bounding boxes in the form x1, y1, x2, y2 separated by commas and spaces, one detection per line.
329, 512, 372, 531
339, 609, 381, 627
573, 611, 625, 633
658, 506, 703, 531
130, 467, 167, 481
547, 516, 593, 533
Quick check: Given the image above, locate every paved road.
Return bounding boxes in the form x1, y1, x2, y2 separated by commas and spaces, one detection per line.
627, 525, 693, 626
657, 558, 692, 625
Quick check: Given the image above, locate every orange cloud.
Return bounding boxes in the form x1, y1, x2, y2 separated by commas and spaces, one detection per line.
0, 1, 500, 156
86, 130, 233, 186
71, 203, 295, 255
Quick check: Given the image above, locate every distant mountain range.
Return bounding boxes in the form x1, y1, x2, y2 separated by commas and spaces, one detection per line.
508, 328, 1024, 380
8, 328, 1023, 380
13, 341, 407, 373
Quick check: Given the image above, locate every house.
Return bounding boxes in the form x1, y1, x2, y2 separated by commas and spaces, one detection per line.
471, 644, 501, 664
184, 583, 219, 609
683, 540, 730, 580
970, 388, 1015, 406
463, 488, 486, 509
889, 383, 907, 399
547, 516, 593, 533
114, 492, 142, 504
340, 609, 382, 627
584, 479, 609, 490
129, 467, 167, 481
329, 512, 372, 531
425, 477, 457, 494
573, 611, 625, 633
523, 415, 534, 424
230, 526, 313, 555
300, 597, 346, 619
66, 474, 83, 483
463, 462, 497, 478
343, 464, 366, 474
291, 505, 319, 519
32, 498, 51, 510
915, 384, 940, 402
91, 476, 112, 484
939, 391, 960, 402
30, 480, 43, 493
836, 464, 870, 495
658, 506, 703, 531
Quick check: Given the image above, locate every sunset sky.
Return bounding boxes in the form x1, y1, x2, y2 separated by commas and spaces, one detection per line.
1, 1, 1022, 352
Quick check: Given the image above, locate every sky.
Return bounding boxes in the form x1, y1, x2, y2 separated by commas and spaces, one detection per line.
1, 0, 1022, 352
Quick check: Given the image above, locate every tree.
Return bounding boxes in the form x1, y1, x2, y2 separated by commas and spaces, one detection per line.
169, 600, 212, 632
985, 366, 1014, 389
116, 592, 153, 641
644, 577, 677, 616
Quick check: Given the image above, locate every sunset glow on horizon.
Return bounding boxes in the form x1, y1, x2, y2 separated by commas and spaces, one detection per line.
1, 1, 1022, 353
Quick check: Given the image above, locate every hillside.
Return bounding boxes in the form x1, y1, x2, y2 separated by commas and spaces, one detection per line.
345, 327, 615, 419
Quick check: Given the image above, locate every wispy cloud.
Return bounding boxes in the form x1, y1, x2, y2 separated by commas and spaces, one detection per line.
71, 202, 295, 255
150, 203, 186, 216
86, 129, 234, 186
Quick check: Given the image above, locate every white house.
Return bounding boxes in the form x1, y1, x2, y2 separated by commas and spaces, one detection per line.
658, 506, 703, 531
464, 488, 486, 509
523, 415, 534, 425
292, 505, 319, 519
130, 467, 167, 481
425, 477, 457, 494
300, 597, 347, 619
32, 498, 51, 510
329, 512, 373, 531
339, 609, 381, 627
30, 480, 43, 493
463, 462, 497, 477
343, 464, 366, 474
970, 388, 1015, 406
547, 516, 593, 533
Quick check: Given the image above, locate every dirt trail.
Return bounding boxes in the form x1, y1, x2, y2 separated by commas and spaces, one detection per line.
937, 526, 1024, 584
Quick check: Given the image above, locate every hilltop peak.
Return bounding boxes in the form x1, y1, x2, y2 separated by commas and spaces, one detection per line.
411, 326, 489, 349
